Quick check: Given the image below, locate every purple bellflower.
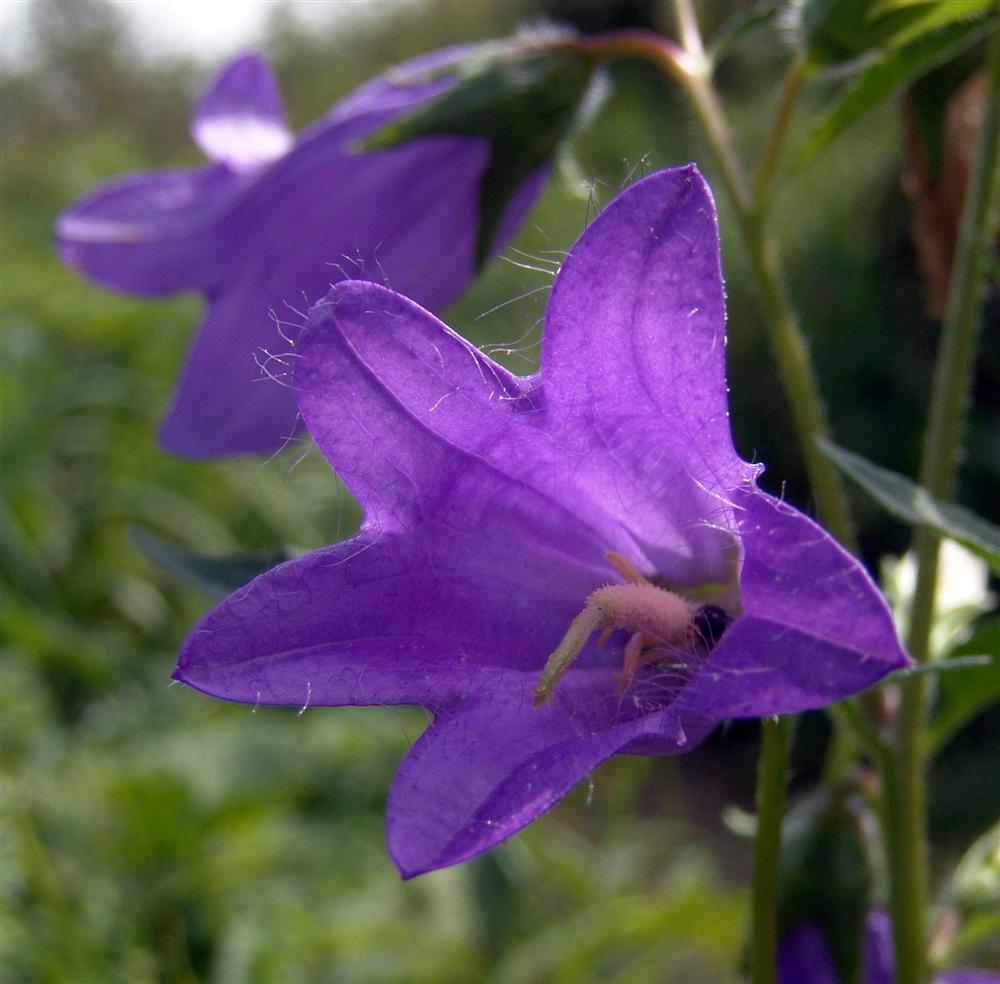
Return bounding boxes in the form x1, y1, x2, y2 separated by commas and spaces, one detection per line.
780, 909, 1000, 984
175, 166, 909, 877
56, 48, 546, 458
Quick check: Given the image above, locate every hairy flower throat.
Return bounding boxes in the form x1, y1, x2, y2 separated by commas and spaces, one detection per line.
534, 553, 709, 705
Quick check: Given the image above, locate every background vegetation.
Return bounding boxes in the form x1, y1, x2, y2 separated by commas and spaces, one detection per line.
3, 1, 997, 980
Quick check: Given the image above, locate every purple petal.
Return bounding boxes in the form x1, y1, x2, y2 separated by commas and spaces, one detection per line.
538, 166, 759, 584
323, 44, 477, 132
386, 673, 701, 877
174, 513, 612, 709
676, 490, 910, 719
862, 908, 895, 984
191, 53, 292, 171
58, 44, 548, 459
860, 908, 1000, 984
56, 166, 240, 296
159, 134, 494, 456
779, 921, 839, 984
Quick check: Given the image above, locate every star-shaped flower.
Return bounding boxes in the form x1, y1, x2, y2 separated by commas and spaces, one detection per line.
56, 48, 547, 457
175, 166, 909, 877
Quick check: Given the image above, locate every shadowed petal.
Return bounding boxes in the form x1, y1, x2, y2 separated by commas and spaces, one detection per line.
160, 135, 495, 456
59, 46, 551, 459
675, 490, 909, 719
779, 922, 839, 984
191, 53, 292, 171
387, 673, 700, 877
55, 166, 239, 296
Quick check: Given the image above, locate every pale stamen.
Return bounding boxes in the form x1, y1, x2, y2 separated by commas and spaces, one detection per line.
534, 575, 699, 705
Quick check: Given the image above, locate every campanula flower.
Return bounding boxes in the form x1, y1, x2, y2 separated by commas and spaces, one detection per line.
780, 910, 1000, 984
175, 166, 909, 877
56, 48, 547, 457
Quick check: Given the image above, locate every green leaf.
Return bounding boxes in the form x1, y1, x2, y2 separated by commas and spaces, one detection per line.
133, 527, 290, 599
795, 13, 997, 167
948, 821, 999, 924
930, 617, 1000, 754
362, 44, 594, 267
793, 0, 993, 66
708, 3, 781, 70
817, 438, 1000, 573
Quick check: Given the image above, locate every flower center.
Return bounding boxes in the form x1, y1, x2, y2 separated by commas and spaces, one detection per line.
533, 552, 732, 705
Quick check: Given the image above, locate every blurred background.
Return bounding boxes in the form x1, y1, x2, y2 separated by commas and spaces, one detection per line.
3, 1, 998, 981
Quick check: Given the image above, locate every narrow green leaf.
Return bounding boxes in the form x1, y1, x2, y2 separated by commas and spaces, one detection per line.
362, 44, 594, 267
133, 527, 290, 599
866, 0, 993, 50
929, 617, 1000, 754
795, 14, 997, 168
794, 0, 992, 66
817, 438, 1000, 573
707, 2, 780, 70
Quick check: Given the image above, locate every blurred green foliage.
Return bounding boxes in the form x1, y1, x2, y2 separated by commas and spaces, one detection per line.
2, 0, 997, 980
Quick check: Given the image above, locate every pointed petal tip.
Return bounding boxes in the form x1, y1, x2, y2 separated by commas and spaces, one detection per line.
192, 50, 292, 171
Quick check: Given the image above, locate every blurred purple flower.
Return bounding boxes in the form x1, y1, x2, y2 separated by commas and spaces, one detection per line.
175, 166, 908, 877
780, 909, 1000, 984
57, 49, 546, 457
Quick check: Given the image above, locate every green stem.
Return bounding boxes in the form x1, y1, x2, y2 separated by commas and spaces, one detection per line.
751, 716, 793, 984
754, 54, 811, 213
887, 32, 1000, 984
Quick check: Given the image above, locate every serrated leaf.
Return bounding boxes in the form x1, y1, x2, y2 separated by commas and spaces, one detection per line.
363, 45, 593, 267
133, 527, 290, 599
795, 14, 997, 168
929, 617, 1000, 754
817, 438, 1000, 573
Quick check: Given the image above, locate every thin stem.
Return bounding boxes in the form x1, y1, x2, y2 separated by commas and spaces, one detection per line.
751, 716, 793, 984
887, 32, 1000, 984
671, 0, 705, 64
754, 53, 811, 213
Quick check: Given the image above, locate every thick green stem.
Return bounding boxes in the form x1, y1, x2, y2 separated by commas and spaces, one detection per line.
751, 716, 793, 984
887, 32, 1000, 984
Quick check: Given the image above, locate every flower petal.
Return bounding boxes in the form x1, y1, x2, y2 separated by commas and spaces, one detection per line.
542, 165, 755, 493
294, 280, 638, 564
191, 53, 292, 171
56, 166, 239, 296
778, 921, 840, 984
534, 166, 758, 584
159, 134, 496, 457
676, 490, 910, 719
861, 909, 894, 984
175, 509, 613, 709
386, 673, 700, 877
